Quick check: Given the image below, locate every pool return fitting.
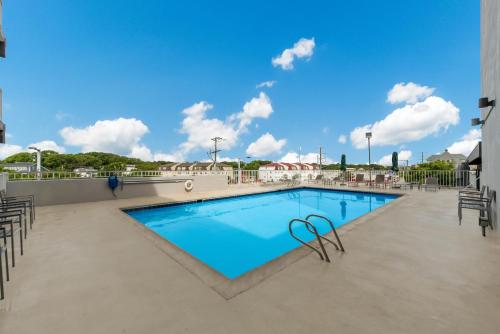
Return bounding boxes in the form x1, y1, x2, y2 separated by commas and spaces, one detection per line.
288, 214, 344, 262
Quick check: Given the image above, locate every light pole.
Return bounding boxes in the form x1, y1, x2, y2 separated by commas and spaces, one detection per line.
365, 132, 372, 186
237, 156, 251, 184
28, 146, 41, 180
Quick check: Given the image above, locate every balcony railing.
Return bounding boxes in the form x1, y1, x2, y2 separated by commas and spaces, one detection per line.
6, 169, 478, 189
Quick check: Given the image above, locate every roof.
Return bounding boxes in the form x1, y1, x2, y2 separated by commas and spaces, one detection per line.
466, 142, 482, 165
427, 149, 466, 162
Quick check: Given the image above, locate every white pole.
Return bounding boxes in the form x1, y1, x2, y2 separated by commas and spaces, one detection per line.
238, 158, 242, 185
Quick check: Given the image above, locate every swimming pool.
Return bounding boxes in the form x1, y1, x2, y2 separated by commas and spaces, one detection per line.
126, 188, 397, 279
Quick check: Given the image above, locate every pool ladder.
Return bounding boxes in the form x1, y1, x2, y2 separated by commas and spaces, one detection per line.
288, 214, 345, 262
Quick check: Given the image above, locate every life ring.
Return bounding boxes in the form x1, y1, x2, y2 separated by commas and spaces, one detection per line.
184, 180, 194, 192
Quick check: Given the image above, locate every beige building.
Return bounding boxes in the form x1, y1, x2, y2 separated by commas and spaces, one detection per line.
426, 149, 466, 167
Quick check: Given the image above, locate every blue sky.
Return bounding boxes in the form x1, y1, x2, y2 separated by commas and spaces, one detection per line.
0, 0, 480, 164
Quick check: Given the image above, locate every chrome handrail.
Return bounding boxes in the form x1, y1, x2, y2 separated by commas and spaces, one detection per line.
305, 214, 345, 252
288, 218, 330, 262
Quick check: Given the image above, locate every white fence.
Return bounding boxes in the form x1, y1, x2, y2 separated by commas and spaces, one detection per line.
6, 169, 478, 189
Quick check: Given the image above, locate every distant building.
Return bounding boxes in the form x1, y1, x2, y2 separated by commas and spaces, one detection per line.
73, 167, 98, 178
258, 162, 319, 182
158, 162, 233, 172
259, 162, 319, 171
2, 162, 38, 173
125, 164, 136, 172
426, 149, 466, 167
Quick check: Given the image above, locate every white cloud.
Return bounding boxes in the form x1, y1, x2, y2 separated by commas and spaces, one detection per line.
279, 151, 333, 164
177, 92, 273, 157
60, 118, 149, 154
378, 150, 412, 166
272, 38, 315, 70
178, 102, 239, 155
256, 80, 277, 89
235, 92, 273, 131
0, 144, 24, 159
338, 135, 347, 144
350, 96, 459, 149
28, 140, 66, 153
246, 133, 286, 158
322, 127, 329, 135
387, 82, 435, 105
447, 129, 481, 156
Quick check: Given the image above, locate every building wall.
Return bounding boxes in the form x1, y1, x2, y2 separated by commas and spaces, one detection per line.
6, 175, 229, 206
481, 0, 499, 227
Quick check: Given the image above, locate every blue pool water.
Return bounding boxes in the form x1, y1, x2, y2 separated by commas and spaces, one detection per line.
126, 188, 397, 279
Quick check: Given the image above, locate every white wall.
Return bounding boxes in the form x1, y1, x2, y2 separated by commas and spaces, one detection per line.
481, 0, 499, 227
7, 175, 228, 206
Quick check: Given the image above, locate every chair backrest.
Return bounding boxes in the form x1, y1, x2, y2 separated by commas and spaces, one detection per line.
356, 174, 364, 182
375, 174, 385, 183
316, 174, 323, 180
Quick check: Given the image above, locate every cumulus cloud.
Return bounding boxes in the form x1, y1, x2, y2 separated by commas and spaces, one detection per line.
256, 80, 277, 89
387, 82, 435, 105
272, 38, 315, 70
177, 92, 273, 158
28, 140, 66, 153
378, 150, 412, 166
350, 95, 459, 149
246, 133, 286, 158
235, 92, 273, 131
60, 118, 149, 154
447, 129, 481, 156
338, 135, 347, 144
0, 144, 24, 159
279, 151, 333, 164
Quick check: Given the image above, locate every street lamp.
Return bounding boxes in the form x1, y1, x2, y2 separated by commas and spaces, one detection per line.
365, 132, 372, 186
28, 146, 41, 180
237, 156, 252, 184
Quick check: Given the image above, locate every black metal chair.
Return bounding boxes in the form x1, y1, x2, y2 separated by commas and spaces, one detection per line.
0, 226, 9, 300
0, 211, 24, 266
0, 200, 31, 239
458, 188, 494, 236
0, 190, 35, 225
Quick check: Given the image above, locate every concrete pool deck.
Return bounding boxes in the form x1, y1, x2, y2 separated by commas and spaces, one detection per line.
1, 185, 500, 333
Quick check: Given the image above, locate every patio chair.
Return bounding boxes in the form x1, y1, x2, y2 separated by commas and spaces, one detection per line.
0, 226, 9, 300
308, 174, 323, 184
458, 188, 494, 236
374, 174, 386, 188
459, 185, 486, 198
0, 201, 31, 239
349, 174, 364, 187
0, 211, 24, 266
423, 177, 440, 191
0, 190, 35, 222
391, 176, 411, 190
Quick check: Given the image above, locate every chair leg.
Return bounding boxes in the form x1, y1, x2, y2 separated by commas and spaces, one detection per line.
458, 205, 462, 225
0, 251, 4, 300
10, 222, 15, 267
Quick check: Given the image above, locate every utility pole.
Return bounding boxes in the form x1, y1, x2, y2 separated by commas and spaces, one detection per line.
209, 136, 223, 170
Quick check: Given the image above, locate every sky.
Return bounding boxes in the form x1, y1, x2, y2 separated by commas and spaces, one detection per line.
0, 0, 480, 165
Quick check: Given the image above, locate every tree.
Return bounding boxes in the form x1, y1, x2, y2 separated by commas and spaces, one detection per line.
243, 160, 271, 170
391, 152, 398, 172
340, 154, 347, 172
